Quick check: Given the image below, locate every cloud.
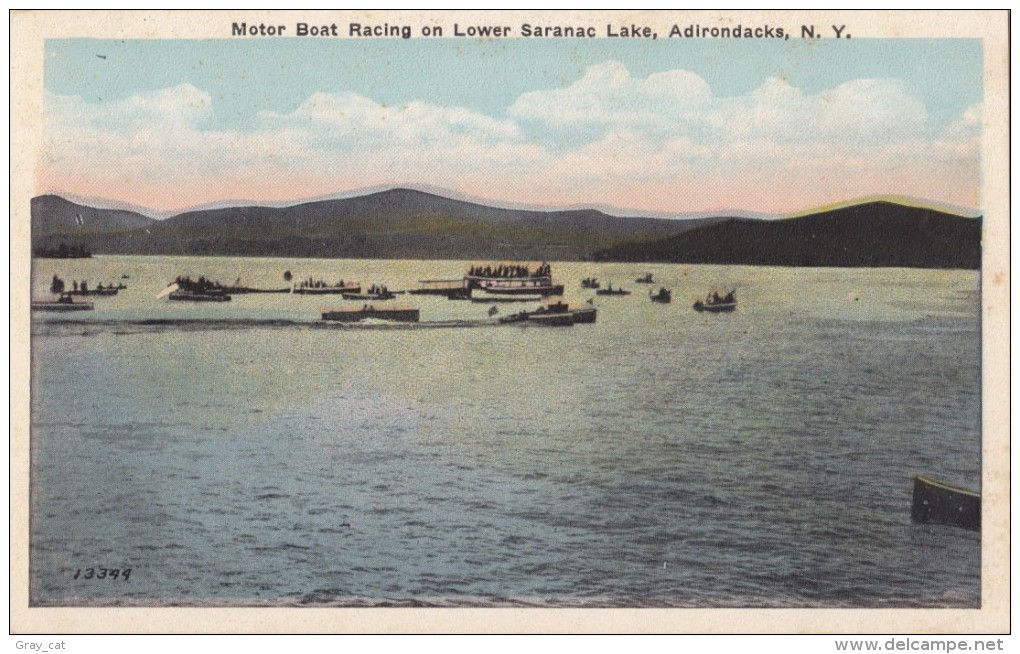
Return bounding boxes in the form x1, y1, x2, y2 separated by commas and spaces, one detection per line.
37, 63, 979, 214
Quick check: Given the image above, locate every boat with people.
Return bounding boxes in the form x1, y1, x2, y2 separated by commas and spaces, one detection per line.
341, 284, 396, 301
596, 284, 630, 296
292, 279, 361, 295
635, 273, 655, 284
649, 287, 672, 303
161, 276, 232, 302
581, 277, 600, 289
911, 475, 980, 531
693, 290, 736, 312
32, 293, 94, 312
499, 299, 596, 326
321, 304, 420, 323
464, 262, 564, 297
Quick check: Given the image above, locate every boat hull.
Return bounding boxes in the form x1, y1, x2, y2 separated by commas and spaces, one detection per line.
911, 475, 980, 531
168, 291, 231, 302
293, 286, 361, 295
694, 301, 735, 312
321, 307, 420, 323
32, 301, 94, 311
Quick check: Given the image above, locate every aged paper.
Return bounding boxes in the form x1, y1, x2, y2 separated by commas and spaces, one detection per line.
10, 10, 1009, 634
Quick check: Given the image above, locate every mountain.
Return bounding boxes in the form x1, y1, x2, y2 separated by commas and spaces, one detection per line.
31, 195, 156, 241
593, 202, 981, 269
30, 190, 981, 268
33, 188, 704, 261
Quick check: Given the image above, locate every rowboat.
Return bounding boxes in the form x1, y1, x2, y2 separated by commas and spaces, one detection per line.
911, 475, 980, 531
694, 290, 736, 312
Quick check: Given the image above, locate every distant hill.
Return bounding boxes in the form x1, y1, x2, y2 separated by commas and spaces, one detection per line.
31, 195, 156, 241
33, 188, 703, 261
30, 190, 981, 268
593, 202, 981, 269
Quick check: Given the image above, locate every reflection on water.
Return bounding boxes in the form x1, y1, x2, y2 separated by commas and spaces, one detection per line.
30, 256, 981, 606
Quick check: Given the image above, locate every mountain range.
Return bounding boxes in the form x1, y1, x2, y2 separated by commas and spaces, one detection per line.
30, 189, 981, 269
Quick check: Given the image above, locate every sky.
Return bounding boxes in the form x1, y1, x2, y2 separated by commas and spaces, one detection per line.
39, 37, 982, 216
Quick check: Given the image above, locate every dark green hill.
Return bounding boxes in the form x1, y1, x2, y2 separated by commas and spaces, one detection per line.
39, 188, 703, 260
593, 202, 981, 269
30, 190, 981, 268
31, 195, 156, 239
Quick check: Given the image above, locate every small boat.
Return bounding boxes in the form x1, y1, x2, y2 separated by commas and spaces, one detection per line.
32, 294, 94, 312
321, 304, 420, 323
650, 287, 671, 304
341, 284, 396, 301
499, 300, 595, 326
168, 289, 231, 302
635, 273, 655, 284
223, 286, 291, 294
693, 290, 736, 312
911, 475, 980, 531
292, 284, 361, 295
596, 284, 630, 296
581, 277, 600, 289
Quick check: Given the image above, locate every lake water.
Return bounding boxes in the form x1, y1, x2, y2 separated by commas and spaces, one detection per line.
29, 256, 981, 607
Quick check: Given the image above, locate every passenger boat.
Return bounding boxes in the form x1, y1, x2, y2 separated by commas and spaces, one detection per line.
581, 277, 600, 289
650, 287, 672, 304
31, 294, 94, 312
693, 290, 736, 312
911, 475, 980, 531
596, 284, 630, 296
635, 273, 655, 284
464, 262, 563, 297
321, 304, 420, 323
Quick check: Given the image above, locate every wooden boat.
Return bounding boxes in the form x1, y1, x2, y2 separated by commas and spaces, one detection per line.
650, 287, 671, 303
321, 304, 420, 323
596, 284, 630, 296
527, 312, 575, 327
292, 284, 361, 295
168, 290, 231, 302
341, 291, 396, 301
581, 277, 600, 289
223, 286, 291, 294
499, 300, 595, 326
911, 475, 980, 531
635, 273, 655, 284
32, 294, 94, 311
694, 290, 736, 312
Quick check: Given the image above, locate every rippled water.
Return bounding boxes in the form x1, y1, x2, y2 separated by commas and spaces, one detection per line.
29, 256, 981, 607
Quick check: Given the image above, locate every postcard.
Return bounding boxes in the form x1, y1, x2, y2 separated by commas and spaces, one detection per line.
10, 10, 1009, 634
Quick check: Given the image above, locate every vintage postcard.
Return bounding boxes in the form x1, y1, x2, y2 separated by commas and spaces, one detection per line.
10, 10, 1009, 634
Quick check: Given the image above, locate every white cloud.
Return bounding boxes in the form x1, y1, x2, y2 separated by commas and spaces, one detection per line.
38, 64, 979, 214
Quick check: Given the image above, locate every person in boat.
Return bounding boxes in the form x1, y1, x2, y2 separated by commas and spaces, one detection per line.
72, 280, 78, 292
724, 291, 735, 303
80, 280, 88, 292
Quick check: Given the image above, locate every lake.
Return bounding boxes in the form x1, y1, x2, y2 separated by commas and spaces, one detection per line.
29, 256, 981, 607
